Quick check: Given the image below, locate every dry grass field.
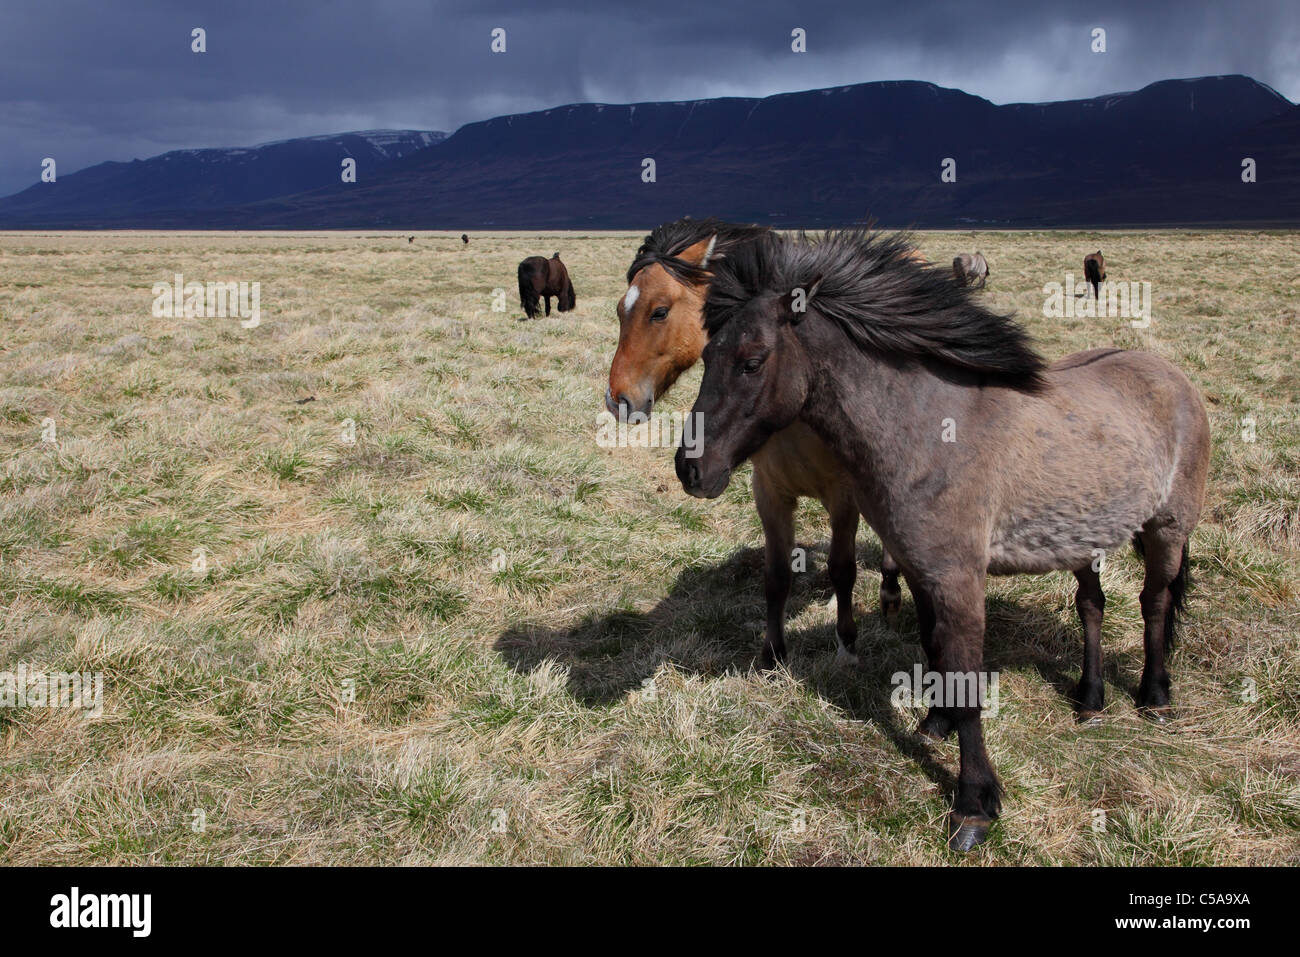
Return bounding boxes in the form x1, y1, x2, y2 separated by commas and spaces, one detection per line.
1, 229, 1298, 865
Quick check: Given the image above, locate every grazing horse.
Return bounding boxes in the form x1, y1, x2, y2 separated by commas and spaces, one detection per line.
608, 217, 906, 669
1084, 250, 1106, 298
408, 236, 414, 244
952, 252, 989, 288
518, 252, 576, 320
462, 234, 469, 245
677, 229, 1210, 850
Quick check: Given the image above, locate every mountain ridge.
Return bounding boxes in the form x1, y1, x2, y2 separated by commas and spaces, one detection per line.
0, 129, 445, 223
1, 75, 1296, 228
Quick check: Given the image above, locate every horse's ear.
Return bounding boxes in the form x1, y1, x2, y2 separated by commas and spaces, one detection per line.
678, 235, 718, 269
782, 275, 823, 324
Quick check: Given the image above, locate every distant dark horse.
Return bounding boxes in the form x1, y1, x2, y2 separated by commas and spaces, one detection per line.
678, 229, 1210, 851
1084, 250, 1106, 298
462, 234, 469, 245
407, 236, 414, 244
518, 252, 576, 319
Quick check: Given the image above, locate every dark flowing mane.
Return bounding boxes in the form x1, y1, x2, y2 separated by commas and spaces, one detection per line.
705, 229, 1048, 390
626, 216, 769, 286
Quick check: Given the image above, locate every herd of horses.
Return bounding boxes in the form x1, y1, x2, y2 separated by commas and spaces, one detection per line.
513, 219, 1209, 851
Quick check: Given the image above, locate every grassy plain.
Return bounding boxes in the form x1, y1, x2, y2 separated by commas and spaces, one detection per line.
0, 229, 1297, 864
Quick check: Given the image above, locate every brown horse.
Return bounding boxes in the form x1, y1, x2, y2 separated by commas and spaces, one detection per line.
1084, 250, 1106, 298
677, 229, 1210, 850
518, 252, 576, 320
608, 217, 905, 669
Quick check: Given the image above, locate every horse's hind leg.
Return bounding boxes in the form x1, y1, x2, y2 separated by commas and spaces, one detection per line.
544, 295, 552, 316
880, 548, 902, 622
825, 493, 859, 666
1072, 565, 1106, 723
1135, 530, 1188, 722
753, 471, 796, 670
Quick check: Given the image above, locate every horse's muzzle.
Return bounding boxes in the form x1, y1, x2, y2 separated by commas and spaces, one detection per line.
675, 447, 729, 499
604, 387, 652, 419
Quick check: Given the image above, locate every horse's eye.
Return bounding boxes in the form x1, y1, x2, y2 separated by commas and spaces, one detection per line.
741, 356, 763, 374
649, 306, 669, 322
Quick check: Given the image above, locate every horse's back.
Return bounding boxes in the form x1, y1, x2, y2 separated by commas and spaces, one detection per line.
1047, 348, 1207, 442
1051, 348, 1199, 401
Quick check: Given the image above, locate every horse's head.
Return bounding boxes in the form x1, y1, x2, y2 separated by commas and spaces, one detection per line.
606, 236, 715, 418
676, 256, 818, 499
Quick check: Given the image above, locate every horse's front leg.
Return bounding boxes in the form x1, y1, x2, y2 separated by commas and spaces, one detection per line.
825, 493, 859, 666
754, 473, 796, 670
910, 585, 953, 741
544, 295, 552, 316
925, 569, 1001, 851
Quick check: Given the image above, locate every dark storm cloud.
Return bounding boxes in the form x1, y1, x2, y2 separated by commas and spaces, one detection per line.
1, 0, 1297, 197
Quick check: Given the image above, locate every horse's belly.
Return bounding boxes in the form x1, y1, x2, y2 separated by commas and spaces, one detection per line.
987, 496, 1156, 575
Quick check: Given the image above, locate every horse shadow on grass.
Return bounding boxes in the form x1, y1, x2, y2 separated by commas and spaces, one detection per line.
494, 543, 1148, 798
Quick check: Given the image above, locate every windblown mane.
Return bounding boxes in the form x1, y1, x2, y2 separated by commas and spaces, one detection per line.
626, 216, 769, 286
705, 229, 1048, 390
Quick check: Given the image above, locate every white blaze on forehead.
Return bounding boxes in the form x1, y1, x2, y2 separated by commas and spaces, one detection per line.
622, 284, 640, 312
700, 234, 717, 267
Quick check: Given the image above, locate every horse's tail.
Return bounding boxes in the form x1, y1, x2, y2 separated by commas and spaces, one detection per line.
1084, 257, 1102, 285
1131, 536, 1190, 653
518, 262, 539, 319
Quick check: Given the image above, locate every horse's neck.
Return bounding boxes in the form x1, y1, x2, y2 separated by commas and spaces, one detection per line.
797, 328, 961, 491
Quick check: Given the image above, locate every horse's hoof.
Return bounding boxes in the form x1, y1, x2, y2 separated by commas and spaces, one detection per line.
1139, 706, 1173, 726
1077, 710, 1104, 726
947, 815, 993, 852
917, 714, 953, 742
834, 646, 860, 668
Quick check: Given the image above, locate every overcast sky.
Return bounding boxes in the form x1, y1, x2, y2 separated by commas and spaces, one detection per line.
1, 0, 1297, 197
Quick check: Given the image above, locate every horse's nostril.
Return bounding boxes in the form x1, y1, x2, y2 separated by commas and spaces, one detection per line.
616, 393, 651, 418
